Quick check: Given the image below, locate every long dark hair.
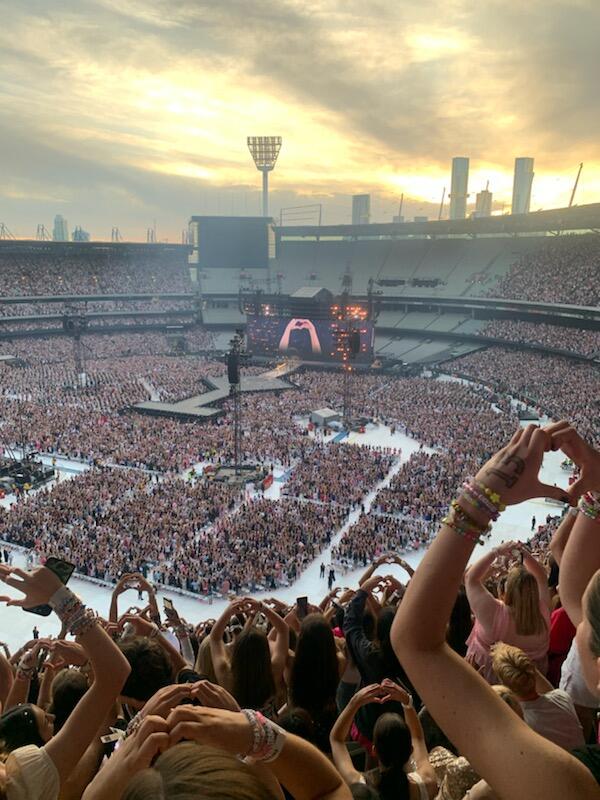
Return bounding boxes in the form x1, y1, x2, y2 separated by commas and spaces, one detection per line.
369, 713, 412, 800
447, 586, 473, 657
0, 704, 45, 753
231, 629, 275, 710
289, 614, 339, 714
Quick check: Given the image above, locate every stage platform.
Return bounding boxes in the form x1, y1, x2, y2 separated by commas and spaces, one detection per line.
133, 362, 300, 422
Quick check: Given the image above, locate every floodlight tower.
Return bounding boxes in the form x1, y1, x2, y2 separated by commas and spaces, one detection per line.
247, 136, 282, 217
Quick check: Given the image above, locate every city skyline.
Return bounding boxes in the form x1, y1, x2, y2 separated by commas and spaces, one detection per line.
0, 1, 599, 240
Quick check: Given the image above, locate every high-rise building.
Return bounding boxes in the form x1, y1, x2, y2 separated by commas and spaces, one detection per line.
474, 187, 493, 218
449, 157, 469, 220
352, 194, 370, 225
512, 157, 534, 214
72, 226, 90, 242
53, 214, 69, 242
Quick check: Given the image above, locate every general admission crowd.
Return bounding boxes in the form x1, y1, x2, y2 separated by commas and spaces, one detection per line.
0, 420, 599, 800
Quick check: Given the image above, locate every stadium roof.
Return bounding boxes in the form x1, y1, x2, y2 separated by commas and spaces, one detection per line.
276, 203, 600, 239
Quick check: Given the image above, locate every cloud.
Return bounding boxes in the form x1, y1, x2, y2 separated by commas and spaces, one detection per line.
0, 0, 598, 236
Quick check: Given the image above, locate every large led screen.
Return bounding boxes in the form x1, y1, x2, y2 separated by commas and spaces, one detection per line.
246, 316, 374, 363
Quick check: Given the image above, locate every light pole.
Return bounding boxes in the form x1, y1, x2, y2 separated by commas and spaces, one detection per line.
247, 136, 282, 217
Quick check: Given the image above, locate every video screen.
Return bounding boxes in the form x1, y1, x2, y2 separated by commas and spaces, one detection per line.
195, 218, 270, 269
246, 316, 375, 363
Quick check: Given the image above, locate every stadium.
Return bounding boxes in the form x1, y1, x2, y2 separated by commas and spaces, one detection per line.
1, 6, 600, 798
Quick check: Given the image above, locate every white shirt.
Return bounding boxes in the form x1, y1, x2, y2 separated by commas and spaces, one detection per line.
521, 689, 585, 751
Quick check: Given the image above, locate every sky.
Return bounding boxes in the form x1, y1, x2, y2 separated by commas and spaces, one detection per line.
0, 0, 599, 241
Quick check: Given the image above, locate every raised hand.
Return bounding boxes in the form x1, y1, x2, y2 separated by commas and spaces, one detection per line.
475, 424, 571, 507
141, 683, 195, 718
191, 680, 241, 712
548, 421, 600, 500
0, 565, 62, 609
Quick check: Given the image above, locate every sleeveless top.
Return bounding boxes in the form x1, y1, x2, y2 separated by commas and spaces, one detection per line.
466, 599, 550, 682
6, 745, 59, 800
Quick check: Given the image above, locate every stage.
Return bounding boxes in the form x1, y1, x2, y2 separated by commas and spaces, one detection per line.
132, 362, 300, 421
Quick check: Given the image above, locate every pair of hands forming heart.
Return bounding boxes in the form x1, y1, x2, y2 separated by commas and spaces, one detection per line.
474, 421, 600, 510
85, 701, 251, 800
349, 679, 412, 709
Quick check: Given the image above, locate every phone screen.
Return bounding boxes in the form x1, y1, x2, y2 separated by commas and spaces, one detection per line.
296, 596, 308, 620
163, 598, 174, 612
24, 557, 76, 616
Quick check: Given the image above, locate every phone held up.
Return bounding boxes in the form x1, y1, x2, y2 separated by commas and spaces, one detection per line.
296, 596, 309, 620
24, 556, 76, 617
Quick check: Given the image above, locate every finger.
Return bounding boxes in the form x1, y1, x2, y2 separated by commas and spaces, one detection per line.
1, 576, 25, 590
136, 715, 171, 738
566, 475, 587, 502
135, 731, 170, 766
543, 420, 570, 436
5, 599, 26, 607
168, 721, 203, 746
528, 427, 552, 460
508, 427, 524, 447
535, 481, 570, 505
519, 424, 539, 448
9, 568, 29, 580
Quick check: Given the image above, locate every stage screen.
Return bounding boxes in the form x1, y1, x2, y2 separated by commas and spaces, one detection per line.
193, 217, 270, 269
246, 316, 375, 363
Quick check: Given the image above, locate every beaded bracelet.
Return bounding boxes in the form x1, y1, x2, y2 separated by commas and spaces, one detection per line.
442, 504, 489, 546
471, 479, 506, 512
239, 709, 286, 764
461, 481, 500, 520
579, 493, 600, 522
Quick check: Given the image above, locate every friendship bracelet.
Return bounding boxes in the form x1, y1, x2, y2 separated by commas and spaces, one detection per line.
70, 608, 96, 637
239, 709, 286, 764
471, 479, 506, 512
461, 482, 500, 520
578, 493, 600, 522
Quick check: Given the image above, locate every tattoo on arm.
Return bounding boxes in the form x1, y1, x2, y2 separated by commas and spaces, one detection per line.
486, 454, 525, 488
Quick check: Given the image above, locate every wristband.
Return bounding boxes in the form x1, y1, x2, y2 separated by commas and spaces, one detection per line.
49, 585, 77, 613
401, 696, 414, 710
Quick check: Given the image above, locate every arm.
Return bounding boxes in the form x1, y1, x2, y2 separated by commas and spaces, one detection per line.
209, 600, 245, 687
0, 565, 131, 787
5, 640, 47, 710
255, 601, 289, 684
342, 589, 374, 670
109, 573, 133, 623
0, 651, 13, 709
390, 423, 596, 800
329, 684, 384, 785
553, 427, 600, 627
464, 551, 502, 631
520, 546, 551, 609
380, 679, 438, 793
549, 510, 577, 567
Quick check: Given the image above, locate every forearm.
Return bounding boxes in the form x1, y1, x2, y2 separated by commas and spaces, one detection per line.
330, 699, 358, 744
176, 632, 195, 667
549, 510, 576, 566
0, 653, 14, 708
393, 523, 475, 652
78, 624, 130, 691
37, 665, 56, 709
5, 674, 30, 710
268, 732, 352, 800
358, 562, 377, 587
465, 550, 496, 586
560, 512, 600, 626
108, 593, 119, 623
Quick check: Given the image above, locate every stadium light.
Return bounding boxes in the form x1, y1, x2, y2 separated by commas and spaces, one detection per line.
247, 136, 282, 218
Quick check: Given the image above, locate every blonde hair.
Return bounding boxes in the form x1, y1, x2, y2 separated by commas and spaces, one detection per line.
123, 743, 277, 800
491, 643, 536, 697
504, 566, 547, 636
194, 637, 218, 684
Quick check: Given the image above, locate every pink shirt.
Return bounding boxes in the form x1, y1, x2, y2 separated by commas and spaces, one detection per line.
466, 599, 550, 682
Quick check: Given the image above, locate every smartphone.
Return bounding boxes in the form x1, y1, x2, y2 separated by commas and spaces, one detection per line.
24, 557, 76, 617
296, 596, 308, 620
163, 597, 174, 612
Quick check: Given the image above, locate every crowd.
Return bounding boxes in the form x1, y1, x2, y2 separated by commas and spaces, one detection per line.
450, 347, 600, 447
479, 319, 600, 357
0, 248, 192, 296
282, 443, 395, 507
487, 233, 600, 305
0, 421, 598, 800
